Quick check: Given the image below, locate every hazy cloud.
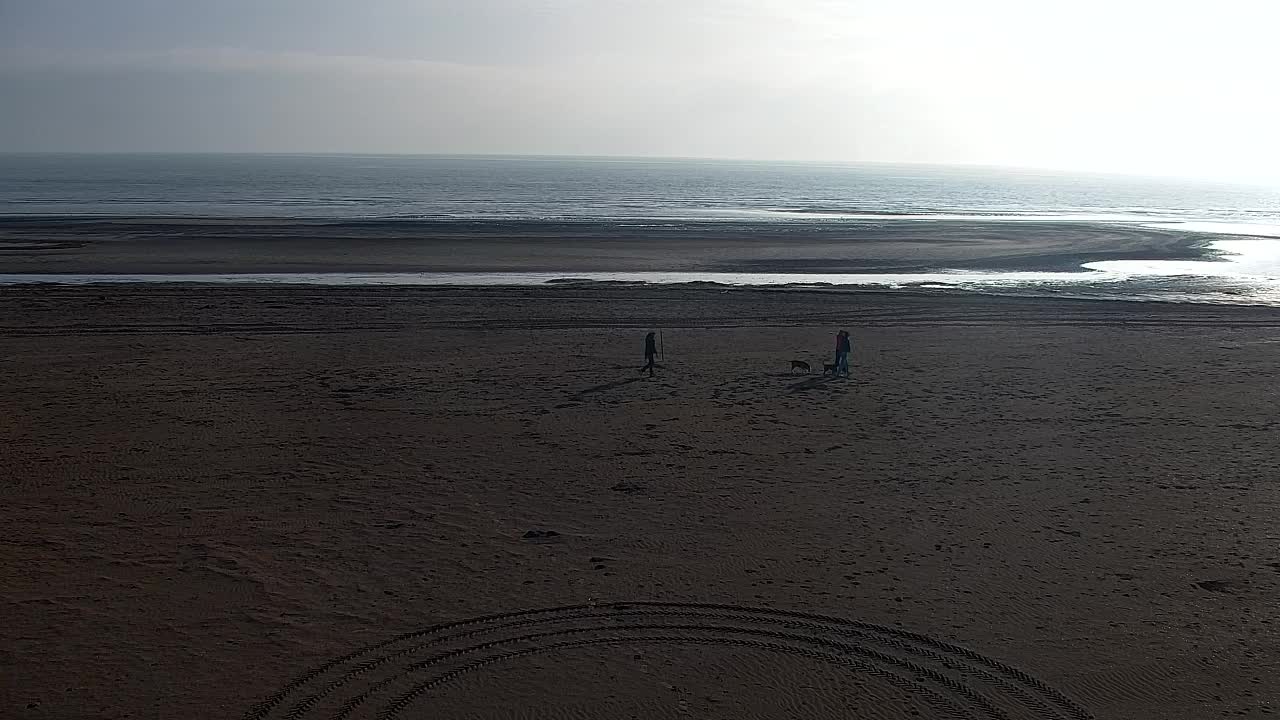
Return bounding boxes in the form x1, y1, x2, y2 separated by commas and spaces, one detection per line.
2, 0, 1277, 182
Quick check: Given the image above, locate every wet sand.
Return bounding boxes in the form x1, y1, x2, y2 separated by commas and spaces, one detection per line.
0, 216, 1216, 274
2, 285, 1279, 719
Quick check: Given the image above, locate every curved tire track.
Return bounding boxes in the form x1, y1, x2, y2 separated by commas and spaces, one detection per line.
245, 602, 1093, 720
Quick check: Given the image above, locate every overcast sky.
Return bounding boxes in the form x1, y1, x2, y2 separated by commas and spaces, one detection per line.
2, 0, 1277, 182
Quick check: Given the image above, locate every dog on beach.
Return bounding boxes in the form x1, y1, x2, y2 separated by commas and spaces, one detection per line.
790, 360, 812, 373
822, 362, 837, 375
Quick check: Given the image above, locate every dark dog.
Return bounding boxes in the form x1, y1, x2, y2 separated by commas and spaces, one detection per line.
822, 362, 837, 375
790, 360, 811, 373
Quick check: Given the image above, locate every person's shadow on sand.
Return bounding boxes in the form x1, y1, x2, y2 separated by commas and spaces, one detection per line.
574, 377, 644, 398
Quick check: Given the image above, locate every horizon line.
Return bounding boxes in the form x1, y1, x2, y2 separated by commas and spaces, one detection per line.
1, 151, 1274, 188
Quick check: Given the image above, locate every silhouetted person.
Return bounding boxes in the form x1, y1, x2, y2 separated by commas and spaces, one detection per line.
641, 331, 657, 377
835, 329, 851, 378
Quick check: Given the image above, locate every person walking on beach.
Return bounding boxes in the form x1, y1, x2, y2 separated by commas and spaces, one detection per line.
641, 331, 658, 377
835, 329, 851, 378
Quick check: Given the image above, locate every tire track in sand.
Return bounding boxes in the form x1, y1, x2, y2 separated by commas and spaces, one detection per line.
244, 602, 1093, 720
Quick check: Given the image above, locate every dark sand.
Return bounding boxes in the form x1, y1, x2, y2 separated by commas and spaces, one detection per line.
3, 285, 1279, 719
0, 217, 1217, 274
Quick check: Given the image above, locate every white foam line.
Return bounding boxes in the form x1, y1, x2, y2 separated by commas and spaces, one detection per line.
714, 210, 1280, 235
0, 269, 1111, 287
1136, 221, 1280, 238
725, 209, 1156, 223
1084, 238, 1280, 276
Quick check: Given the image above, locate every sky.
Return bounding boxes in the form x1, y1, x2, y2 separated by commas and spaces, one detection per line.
1, 0, 1278, 183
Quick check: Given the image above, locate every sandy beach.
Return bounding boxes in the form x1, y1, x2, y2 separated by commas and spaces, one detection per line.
3, 284, 1279, 719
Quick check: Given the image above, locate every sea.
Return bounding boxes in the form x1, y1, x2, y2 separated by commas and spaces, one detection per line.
3, 153, 1280, 304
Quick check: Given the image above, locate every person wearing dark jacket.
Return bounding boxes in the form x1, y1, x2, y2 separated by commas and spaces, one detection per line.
641, 331, 657, 377
835, 330, 851, 378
